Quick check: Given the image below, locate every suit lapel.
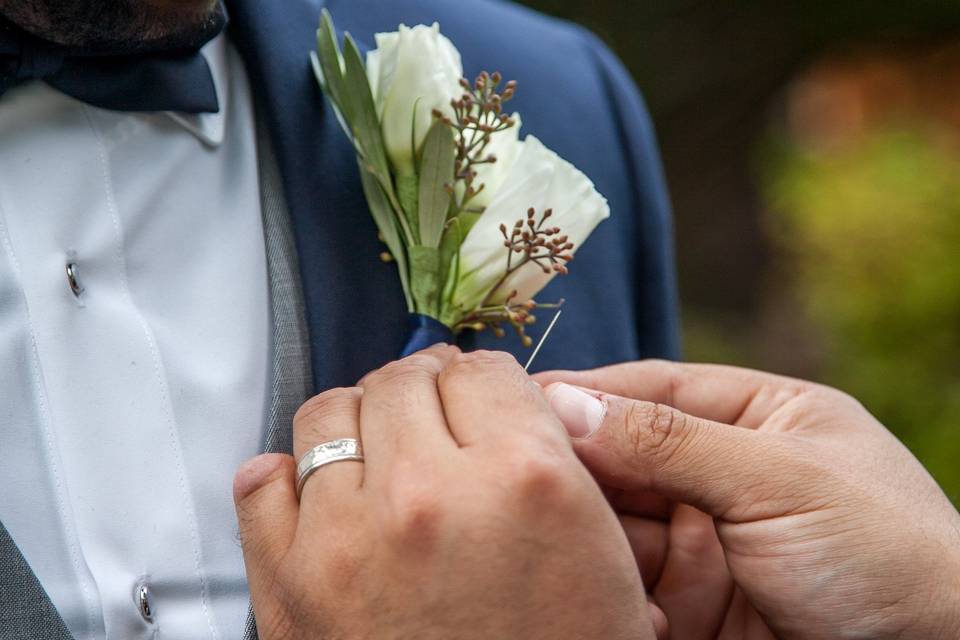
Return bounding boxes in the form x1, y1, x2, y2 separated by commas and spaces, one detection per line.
228, 0, 412, 393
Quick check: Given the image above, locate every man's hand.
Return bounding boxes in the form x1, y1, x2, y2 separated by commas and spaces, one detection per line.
233, 347, 660, 640
538, 361, 960, 640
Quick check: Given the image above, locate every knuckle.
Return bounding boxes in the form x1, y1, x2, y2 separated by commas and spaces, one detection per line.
469, 349, 519, 367
385, 475, 445, 547
517, 454, 568, 493
366, 354, 439, 389
505, 443, 576, 504
294, 387, 360, 427
233, 454, 294, 510
364, 357, 441, 419
806, 384, 862, 412
440, 350, 524, 391
447, 349, 519, 376
640, 358, 672, 369
623, 402, 688, 464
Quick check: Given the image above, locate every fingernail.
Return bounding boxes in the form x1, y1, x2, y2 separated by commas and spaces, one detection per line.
548, 383, 606, 438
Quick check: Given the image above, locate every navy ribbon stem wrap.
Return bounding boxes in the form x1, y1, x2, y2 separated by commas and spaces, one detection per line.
400, 314, 455, 357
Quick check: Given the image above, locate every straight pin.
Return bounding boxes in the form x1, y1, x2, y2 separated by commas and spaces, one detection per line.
524, 309, 562, 372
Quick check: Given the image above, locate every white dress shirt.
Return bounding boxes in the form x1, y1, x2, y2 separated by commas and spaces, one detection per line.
0, 35, 269, 640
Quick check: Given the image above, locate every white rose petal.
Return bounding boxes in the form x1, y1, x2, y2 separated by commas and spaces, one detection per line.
365, 32, 398, 109
469, 113, 523, 209
451, 135, 610, 312
365, 23, 463, 174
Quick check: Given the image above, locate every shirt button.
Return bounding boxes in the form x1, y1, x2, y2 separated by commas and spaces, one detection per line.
135, 582, 154, 623
65, 261, 84, 298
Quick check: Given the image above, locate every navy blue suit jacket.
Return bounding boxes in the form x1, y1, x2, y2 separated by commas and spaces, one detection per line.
228, 0, 681, 392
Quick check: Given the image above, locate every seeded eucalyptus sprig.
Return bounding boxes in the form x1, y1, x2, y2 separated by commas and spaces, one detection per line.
434, 72, 518, 219
451, 207, 572, 346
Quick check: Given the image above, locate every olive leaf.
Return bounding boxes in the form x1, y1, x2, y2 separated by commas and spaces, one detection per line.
314, 12, 347, 112
408, 246, 441, 316
417, 121, 456, 248
359, 166, 413, 310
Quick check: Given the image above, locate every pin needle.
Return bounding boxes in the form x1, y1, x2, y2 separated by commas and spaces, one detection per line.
524, 309, 562, 372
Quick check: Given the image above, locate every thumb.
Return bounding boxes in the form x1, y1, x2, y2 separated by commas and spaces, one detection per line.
545, 383, 800, 521
234, 454, 300, 599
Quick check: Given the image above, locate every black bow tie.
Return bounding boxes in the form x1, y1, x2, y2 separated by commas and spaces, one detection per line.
0, 11, 225, 114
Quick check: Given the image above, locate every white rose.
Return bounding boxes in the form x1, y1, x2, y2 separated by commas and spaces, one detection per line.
366, 23, 463, 175
450, 135, 610, 313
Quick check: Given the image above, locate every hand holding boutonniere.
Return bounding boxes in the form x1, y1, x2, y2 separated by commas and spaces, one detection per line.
312, 11, 609, 355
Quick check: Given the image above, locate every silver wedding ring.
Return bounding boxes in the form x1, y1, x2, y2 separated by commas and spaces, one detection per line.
296, 438, 364, 497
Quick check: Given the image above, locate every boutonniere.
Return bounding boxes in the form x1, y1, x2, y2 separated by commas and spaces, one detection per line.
312, 11, 609, 355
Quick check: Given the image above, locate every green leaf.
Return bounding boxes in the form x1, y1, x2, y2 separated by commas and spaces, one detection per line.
437, 216, 465, 325
312, 52, 353, 143
315, 10, 350, 122
315, 13, 413, 242
336, 32, 416, 246
341, 34, 391, 182
359, 164, 413, 311
453, 211, 483, 238
411, 98, 423, 173
408, 245, 441, 317
395, 173, 420, 244
417, 121, 456, 248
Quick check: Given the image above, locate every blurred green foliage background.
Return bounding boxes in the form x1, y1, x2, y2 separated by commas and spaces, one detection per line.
517, 0, 960, 500
765, 127, 960, 496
